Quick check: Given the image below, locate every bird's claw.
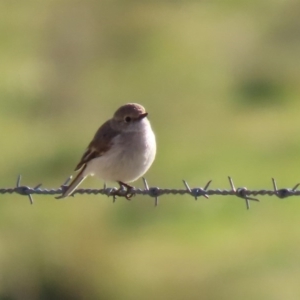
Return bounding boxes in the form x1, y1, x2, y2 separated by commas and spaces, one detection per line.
111, 188, 134, 200
124, 189, 134, 200
112, 182, 135, 200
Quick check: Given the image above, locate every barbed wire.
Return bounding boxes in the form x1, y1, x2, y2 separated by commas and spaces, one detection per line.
1, 175, 300, 209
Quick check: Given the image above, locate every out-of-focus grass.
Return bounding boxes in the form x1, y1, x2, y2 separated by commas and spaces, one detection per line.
1, 1, 300, 299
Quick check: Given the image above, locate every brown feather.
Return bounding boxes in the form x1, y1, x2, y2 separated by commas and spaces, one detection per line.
56, 165, 87, 199
74, 120, 120, 171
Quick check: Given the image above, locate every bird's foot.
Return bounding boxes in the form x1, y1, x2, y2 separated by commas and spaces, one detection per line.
114, 181, 135, 200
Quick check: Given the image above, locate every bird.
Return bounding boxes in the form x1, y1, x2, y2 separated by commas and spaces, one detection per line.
57, 103, 156, 199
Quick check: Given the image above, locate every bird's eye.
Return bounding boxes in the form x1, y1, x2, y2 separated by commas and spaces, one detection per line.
124, 116, 131, 123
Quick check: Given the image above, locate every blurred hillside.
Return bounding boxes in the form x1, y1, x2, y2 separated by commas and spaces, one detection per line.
1, 1, 300, 299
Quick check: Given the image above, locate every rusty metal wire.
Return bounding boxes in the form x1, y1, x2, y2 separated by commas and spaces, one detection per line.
1, 175, 300, 209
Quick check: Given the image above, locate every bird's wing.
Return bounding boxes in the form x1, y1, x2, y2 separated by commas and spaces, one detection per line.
74, 120, 120, 171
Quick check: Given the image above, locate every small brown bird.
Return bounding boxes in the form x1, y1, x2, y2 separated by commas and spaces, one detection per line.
58, 103, 156, 198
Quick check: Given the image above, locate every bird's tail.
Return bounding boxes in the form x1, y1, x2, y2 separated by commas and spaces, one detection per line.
56, 167, 87, 199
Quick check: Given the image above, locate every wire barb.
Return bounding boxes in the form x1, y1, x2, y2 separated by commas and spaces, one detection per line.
14, 175, 35, 205
228, 176, 259, 210
272, 178, 300, 199
183, 180, 211, 200
143, 178, 159, 206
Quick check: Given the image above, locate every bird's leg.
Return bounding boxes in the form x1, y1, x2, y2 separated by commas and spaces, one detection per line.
117, 181, 134, 200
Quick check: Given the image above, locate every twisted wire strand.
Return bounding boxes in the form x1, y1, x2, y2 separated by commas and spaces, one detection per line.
1, 175, 300, 209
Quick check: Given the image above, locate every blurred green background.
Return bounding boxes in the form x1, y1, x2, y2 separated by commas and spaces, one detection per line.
1, 0, 300, 299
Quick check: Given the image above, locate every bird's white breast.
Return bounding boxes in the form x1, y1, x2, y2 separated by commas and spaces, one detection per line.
84, 119, 156, 183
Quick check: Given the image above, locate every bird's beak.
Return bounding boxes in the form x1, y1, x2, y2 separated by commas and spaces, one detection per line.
138, 112, 148, 120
